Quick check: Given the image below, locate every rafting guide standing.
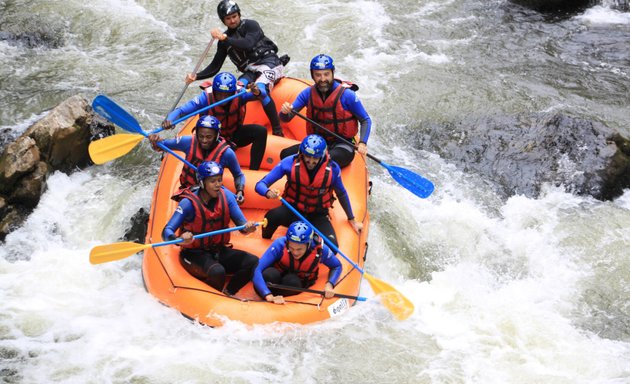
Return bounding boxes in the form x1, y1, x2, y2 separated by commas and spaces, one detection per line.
185, 0, 288, 137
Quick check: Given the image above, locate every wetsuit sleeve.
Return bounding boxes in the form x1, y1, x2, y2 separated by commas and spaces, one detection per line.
279, 88, 310, 122
340, 89, 372, 144
320, 244, 342, 286
166, 92, 208, 122
221, 149, 245, 192
224, 19, 264, 51
162, 198, 195, 241
159, 136, 193, 153
330, 163, 354, 220
196, 42, 228, 80
254, 157, 292, 196
253, 238, 285, 297
225, 189, 248, 226
241, 91, 257, 103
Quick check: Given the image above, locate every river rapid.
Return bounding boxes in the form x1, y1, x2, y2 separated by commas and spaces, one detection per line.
1, 0, 629, 383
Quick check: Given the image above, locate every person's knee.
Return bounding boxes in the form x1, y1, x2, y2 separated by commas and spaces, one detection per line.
262, 219, 276, 238
205, 263, 226, 291
281, 273, 302, 287
329, 149, 354, 168
255, 125, 268, 139
280, 145, 298, 159
263, 267, 282, 283
243, 255, 259, 271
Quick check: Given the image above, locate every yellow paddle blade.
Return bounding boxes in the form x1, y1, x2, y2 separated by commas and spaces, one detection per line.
88, 133, 144, 164
89, 241, 151, 264
364, 273, 415, 320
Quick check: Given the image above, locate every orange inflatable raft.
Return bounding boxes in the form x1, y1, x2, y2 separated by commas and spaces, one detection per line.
141, 77, 370, 327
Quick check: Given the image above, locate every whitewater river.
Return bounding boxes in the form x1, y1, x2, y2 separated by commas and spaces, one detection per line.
1, 0, 629, 383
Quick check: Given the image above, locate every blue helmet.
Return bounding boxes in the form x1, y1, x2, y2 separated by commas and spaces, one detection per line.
286, 221, 314, 244
212, 72, 237, 93
299, 134, 327, 158
196, 115, 221, 132
217, 0, 240, 20
310, 54, 335, 71
197, 161, 223, 182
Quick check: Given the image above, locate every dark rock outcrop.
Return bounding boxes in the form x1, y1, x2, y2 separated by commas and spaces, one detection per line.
0, 95, 115, 241
123, 208, 149, 244
509, 0, 597, 12
509, 0, 629, 13
415, 113, 630, 200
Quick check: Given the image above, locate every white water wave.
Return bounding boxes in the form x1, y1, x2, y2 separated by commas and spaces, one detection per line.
577, 5, 630, 24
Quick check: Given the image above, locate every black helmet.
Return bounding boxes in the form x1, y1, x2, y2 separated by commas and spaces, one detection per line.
217, 0, 240, 20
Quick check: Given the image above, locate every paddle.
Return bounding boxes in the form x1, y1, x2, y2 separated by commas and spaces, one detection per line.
90, 220, 266, 265
89, 90, 246, 164
267, 283, 367, 301
279, 197, 414, 320
292, 109, 435, 199
89, 133, 144, 165
166, 38, 216, 116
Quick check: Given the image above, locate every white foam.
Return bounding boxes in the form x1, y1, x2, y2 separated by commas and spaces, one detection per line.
577, 5, 630, 24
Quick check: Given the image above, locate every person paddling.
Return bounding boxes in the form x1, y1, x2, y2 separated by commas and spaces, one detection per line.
161, 72, 268, 171
253, 221, 342, 304
162, 161, 258, 296
186, 0, 288, 137
279, 54, 372, 168
149, 115, 246, 203
255, 134, 362, 246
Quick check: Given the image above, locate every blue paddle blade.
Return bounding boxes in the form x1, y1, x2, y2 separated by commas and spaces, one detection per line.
380, 161, 435, 199
92, 95, 144, 135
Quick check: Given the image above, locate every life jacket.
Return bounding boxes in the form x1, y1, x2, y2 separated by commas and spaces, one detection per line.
307, 81, 359, 142
206, 91, 245, 141
226, 20, 278, 72
179, 136, 230, 188
172, 187, 230, 250
282, 154, 334, 213
274, 237, 323, 287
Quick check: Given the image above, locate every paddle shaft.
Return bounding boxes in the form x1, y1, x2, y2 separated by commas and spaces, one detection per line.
89, 222, 263, 265
152, 90, 251, 169
291, 109, 384, 165
292, 108, 434, 199
151, 89, 248, 138
90, 90, 248, 167
279, 198, 416, 320
150, 222, 258, 248
279, 198, 363, 274
166, 38, 215, 116
267, 283, 366, 301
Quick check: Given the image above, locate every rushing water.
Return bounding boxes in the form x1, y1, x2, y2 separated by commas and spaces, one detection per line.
1, 0, 629, 383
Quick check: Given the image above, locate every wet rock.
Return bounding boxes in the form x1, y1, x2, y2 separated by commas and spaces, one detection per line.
123, 208, 149, 243
0, 94, 116, 241
509, 0, 596, 12
0, 136, 40, 194
0, 196, 6, 218
0, 206, 27, 242
0, 13, 65, 49
415, 113, 630, 201
24, 95, 93, 172
10, 162, 51, 209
